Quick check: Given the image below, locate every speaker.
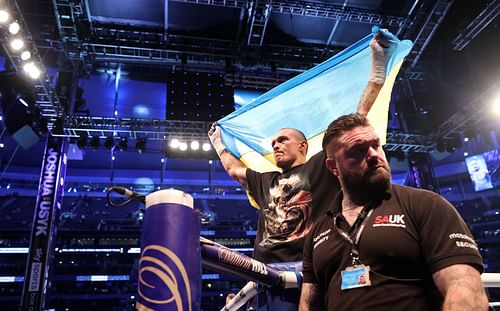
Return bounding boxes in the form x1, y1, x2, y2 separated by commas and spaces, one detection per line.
0, 72, 46, 149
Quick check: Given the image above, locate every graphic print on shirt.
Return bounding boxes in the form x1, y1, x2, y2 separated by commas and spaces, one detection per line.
260, 173, 312, 246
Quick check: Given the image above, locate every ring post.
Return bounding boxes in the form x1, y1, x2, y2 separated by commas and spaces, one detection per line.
136, 189, 200, 311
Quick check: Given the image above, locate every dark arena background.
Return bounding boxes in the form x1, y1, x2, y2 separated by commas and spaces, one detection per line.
0, 0, 499, 310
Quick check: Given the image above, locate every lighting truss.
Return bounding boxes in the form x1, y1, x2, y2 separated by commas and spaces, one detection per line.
246, 0, 272, 46
452, 0, 500, 51
402, 0, 453, 68
0, 0, 63, 128
84, 26, 342, 70
52, 0, 87, 44
59, 116, 436, 153
384, 131, 435, 153
172, 0, 407, 26
60, 116, 212, 142
48, 0, 435, 86
434, 81, 500, 140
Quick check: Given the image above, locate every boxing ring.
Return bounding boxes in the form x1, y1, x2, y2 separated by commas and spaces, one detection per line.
110, 188, 500, 310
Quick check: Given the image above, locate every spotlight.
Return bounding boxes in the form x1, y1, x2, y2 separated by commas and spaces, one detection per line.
191, 140, 199, 150
28, 65, 40, 79
202, 142, 211, 151
8, 21, 20, 35
136, 137, 147, 154
77, 134, 88, 149
22, 62, 40, 79
493, 94, 500, 116
446, 145, 456, 153
18, 97, 29, 107
118, 136, 128, 151
20, 51, 31, 60
10, 38, 24, 51
90, 136, 100, 150
179, 142, 187, 151
0, 10, 9, 23
464, 124, 477, 141
23, 61, 34, 72
170, 138, 179, 149
104, 135, 114, 150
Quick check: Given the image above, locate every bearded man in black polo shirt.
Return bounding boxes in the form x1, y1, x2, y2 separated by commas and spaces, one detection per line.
300, 113, 488, 311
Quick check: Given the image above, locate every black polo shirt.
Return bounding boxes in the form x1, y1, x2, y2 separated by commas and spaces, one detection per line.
303, 184, 483, 310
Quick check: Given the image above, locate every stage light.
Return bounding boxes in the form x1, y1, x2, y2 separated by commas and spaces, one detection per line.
0, 10, 9, 23
20, 51, 31, 60
10, 38, 24, 51
18, 97, 29, 107
77, 134, 88, 149
23, 62, 41, 79
23, 61, 34, 72
28, 65, 40, 79
104, 135, 114, 150
118, 136, 128, 151
8, 21, 20, 34
191, 140, 199, 150
179, 142, 187, 151
170, 138, 179, 149
90, 136, 100, 150
493, 94, 500, 116
136, 137, 146, 154
202, 142, 211, 151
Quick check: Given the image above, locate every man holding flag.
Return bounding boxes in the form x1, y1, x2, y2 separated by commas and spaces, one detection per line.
209, 28, 404, 309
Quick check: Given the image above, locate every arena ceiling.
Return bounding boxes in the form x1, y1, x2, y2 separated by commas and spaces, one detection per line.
0, 0, 499, 175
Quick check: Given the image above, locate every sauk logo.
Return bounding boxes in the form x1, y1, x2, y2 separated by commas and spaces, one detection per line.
373, 214, 406, 228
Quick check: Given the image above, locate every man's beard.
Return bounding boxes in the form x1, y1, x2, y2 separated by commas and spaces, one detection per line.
339, 163, 391, 199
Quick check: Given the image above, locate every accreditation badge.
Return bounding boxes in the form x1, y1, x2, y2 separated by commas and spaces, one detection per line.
340, 264, 371, 290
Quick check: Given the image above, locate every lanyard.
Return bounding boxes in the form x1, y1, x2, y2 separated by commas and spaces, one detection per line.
333, 200, 378, 265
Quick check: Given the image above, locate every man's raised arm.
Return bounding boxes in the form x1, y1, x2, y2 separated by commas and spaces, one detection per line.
209, 124, 248, 188
357, 29, 396, 116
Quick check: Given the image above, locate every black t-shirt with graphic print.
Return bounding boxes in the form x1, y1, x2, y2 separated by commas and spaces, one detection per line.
302, 184, 484, 310
246, 151, 340, 264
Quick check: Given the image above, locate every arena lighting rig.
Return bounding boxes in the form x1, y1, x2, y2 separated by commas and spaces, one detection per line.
0, 0, 63, 128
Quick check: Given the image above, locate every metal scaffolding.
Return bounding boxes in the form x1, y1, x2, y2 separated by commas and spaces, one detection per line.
0, 0, 63, 128
434, 81, 500, 140
59, 116, 212, 142
452, 0, 500, 51
401, 0, 454, 68
246, 0, 272, 47
59, 116, 437, 153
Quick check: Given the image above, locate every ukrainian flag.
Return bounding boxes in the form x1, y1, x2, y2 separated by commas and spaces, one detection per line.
217, 29, 413, 173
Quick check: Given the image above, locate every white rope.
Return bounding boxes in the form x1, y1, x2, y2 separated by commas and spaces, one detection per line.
482, 273, 500, 288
